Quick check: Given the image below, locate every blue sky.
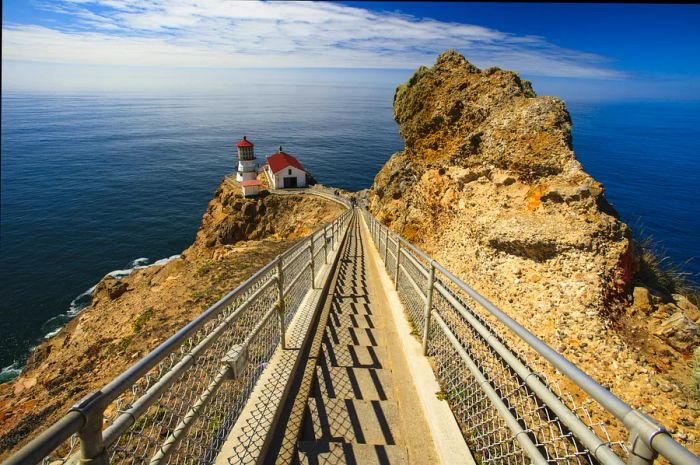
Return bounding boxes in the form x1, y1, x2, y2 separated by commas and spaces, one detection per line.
2, 1, 699, 100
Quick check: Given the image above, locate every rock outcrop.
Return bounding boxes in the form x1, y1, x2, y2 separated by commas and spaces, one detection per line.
0, 179, 343, 459
368, 50, 700, 452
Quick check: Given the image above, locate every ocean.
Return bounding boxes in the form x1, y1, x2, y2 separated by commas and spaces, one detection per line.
2, 81, 699, 381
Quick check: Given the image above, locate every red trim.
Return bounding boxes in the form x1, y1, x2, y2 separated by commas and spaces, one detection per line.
237, 136, 254, 148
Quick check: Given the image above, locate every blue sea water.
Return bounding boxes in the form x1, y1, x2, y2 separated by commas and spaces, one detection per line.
1, 84, 699, 380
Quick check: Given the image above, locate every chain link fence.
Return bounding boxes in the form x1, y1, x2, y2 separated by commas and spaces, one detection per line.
361, 208, 698, 465
5, 208, 352, 465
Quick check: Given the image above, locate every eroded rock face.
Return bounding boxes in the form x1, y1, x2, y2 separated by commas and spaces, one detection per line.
369, 50, 700, 452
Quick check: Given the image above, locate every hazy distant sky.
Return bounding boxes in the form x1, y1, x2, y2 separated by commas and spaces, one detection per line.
2, 1, 699, 100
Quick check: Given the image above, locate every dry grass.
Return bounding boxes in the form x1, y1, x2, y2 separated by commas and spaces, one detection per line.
633, 229, 699, 305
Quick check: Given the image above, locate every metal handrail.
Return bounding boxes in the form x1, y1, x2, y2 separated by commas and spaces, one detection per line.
4, 207, 353, 465
360, 208, 699, 465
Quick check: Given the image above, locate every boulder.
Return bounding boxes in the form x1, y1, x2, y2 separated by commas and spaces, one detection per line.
632, 286, 654, 314
93, 276, 128, 301
655, 312, 700, 353
673, 294, 700, 321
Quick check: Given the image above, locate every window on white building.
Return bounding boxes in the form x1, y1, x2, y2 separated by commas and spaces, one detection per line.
288, 169, 292, 175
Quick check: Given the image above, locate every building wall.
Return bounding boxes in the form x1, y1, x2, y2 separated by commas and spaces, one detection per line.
237, 159, 258, 182
269, 165, 306, 188
242, 184, 260, 197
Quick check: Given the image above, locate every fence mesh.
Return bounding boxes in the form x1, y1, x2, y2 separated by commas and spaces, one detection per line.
282, 245, 313, 327
40, 434, 79, 465
363, 212, 628, 465
0, 198, 354, 465
105, 266, 280, 465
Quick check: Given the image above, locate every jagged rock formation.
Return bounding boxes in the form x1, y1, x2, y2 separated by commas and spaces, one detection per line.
0, 179, 343, 459
368, 50, 700, 452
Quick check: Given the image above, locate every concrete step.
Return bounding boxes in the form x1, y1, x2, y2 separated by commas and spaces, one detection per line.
320, 343, 387, 369
325, 324, 384, 347
297, 441, 408, 465
328, 312, 382, 330
315, 366, 393, 401
306, 397, 401, 445
329, 299, 374, 316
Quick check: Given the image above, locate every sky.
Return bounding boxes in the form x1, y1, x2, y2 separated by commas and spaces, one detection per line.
2, 1, 699, 100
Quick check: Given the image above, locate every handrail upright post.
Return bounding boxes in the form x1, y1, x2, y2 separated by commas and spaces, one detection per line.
394, 240, 401, 289
309, 236, 315, 289
384, 227, 389, 264
323, 225, 329, 264
275, 256, 286, 350
624, 410, 665, 465
422, 261, 436, 355
73, 393, 109, 465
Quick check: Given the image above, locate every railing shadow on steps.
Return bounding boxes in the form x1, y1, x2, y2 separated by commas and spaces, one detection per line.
3, 205, 353, 465
359, 206, 699, 465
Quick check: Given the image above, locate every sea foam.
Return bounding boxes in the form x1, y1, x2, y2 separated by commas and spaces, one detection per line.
1, 254, 182, 384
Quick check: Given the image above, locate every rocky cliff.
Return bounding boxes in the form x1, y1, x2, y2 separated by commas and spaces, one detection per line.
0, 179, 344, 458
368, 50, 700, 452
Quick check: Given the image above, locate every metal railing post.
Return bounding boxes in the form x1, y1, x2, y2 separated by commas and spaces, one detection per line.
334, 219, 339, 247
309, 236, 315, 289
394, 239, 401, 289
73, 393, 109, 465
384, 227, 389, 264
624, 410, 665, 465
323, 225, 329, 264
422, 261, 436, 355
275, 256, 286, 350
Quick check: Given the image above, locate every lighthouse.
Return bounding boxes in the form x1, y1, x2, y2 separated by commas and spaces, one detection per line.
235, 136, 258, 182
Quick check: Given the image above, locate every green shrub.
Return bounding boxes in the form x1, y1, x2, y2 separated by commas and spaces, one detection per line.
197, 261, 213, 276
132, 308, 154, 333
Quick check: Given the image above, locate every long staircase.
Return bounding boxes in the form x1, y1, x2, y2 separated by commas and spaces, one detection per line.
5, 202, 700, 465
294, 215, 411, 464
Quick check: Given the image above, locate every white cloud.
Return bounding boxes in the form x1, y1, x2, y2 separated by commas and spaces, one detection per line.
2, 0, 624, 78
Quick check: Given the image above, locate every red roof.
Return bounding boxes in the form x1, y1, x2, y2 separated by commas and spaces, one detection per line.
240, 180, 262, 187
267, 151, 304, 174
237, 136, 254, 148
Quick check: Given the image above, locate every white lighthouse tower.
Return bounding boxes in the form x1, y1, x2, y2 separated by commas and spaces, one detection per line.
235, 136, 258, 182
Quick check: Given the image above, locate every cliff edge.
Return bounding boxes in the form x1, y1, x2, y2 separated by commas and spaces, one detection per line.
0, 180, 344, 458
368, 50, 700, 451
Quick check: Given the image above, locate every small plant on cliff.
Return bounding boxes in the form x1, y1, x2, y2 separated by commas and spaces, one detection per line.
634, 232, 699, 305
197, 261, 213, 276
118, 335, 133, 350
132, 308, 154, 333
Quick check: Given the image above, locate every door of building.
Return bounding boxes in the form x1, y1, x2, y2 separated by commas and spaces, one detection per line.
283, 177, 298, 188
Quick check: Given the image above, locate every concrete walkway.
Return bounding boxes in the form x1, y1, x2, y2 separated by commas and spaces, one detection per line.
273, 214, 440, 465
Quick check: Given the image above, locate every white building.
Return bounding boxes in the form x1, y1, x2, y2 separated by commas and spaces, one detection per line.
240, 180, 262, 197
235, 136, 258, 182
264, 147, 307, 189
